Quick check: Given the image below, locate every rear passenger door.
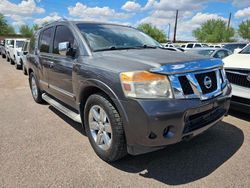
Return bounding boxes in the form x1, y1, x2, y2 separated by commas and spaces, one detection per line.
47, 25, 78, 107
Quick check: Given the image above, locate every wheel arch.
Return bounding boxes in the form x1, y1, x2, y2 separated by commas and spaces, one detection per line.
77, 79, 129, 127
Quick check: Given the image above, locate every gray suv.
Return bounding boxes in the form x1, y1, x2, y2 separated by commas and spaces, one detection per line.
27, 20, 232, 162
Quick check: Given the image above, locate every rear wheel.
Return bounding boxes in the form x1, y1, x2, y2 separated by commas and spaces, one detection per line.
84, 94, 127, 162
7, 55, 10, 62
29, 72, 43, 103
15, 59, 21, 69
23, 64, 27, 75
2, 54, 6, 58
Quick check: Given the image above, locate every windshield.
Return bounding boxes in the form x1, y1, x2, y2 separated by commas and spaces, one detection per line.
240, 45, 250, 54
16, 41, 25, 48
77, 24, 160, 52
192, 49, 215, 57
223, 43, 247, 51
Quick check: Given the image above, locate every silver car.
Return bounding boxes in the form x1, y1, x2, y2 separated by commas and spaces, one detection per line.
186, 47, 232, 59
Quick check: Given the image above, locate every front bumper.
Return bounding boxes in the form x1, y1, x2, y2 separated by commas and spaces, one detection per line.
230, 84, 250, 112
119, 85, 231, 155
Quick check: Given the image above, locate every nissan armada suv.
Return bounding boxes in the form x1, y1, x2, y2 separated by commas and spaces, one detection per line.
27, 20, 232, 162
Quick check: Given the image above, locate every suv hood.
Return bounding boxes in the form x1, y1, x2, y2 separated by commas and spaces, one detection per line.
91, 48, 218, 73
223, 54, 250, 69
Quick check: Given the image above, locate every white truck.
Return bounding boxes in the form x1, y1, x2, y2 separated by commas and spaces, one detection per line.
7, 38, 27, 69
223, 44, 250, 113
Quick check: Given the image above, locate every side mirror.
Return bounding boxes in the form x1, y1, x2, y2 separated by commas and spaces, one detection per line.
58, 41, 76, 57
23, 51, 28, 55
58, 42, 70, 56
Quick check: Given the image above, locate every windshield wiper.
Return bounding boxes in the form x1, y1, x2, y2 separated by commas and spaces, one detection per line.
93, 46, 137, 52
134, 44, 158, 49
93, 45, 159, 52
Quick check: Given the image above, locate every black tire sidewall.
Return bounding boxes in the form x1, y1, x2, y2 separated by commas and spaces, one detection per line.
84, 94, 125, 162
29, 72, 43, 103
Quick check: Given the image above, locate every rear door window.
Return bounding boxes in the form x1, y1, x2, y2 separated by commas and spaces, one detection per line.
187, 44, 193, 48
39, 27, 53, 53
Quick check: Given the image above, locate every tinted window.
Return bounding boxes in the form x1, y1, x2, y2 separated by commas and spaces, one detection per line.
214, 50, 228, 59
53, 25, 75, 56
194, 44, 202, 47
16, 41, 25, 48
240, 45, 250, 54
223, 43, 247, 52
39, 27, 53, 53
22, 42, 29, 51
187, 44, 193, 48
29, 32, 39, 54
10, 40, 14, 46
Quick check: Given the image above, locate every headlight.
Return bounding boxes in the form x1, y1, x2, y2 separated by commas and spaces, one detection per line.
120, 71, 173, 98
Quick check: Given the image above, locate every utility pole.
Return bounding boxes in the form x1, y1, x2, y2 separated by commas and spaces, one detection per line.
168, 23, 171, 42
173, 10, 178, 43
227, 12, 232, 30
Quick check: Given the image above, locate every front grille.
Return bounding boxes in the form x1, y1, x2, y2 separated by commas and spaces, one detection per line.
183, 107, 226, 134
226, 69, 250, 88
195, 71, 217, 94
178, 76, 194, 95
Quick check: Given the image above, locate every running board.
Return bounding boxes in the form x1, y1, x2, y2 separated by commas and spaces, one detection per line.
42, 93, 82, 123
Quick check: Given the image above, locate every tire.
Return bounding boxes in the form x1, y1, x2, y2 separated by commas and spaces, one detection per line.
84, 93, 127, 162
23, 64, 27, 75
7, 55, 10, 62
29, 72, 44, 103
2, 54, 6, 58
15, 61, 21, 69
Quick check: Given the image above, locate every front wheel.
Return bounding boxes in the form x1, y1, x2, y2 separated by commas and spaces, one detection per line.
84, 94, 127, 162
29, 72, 43, 103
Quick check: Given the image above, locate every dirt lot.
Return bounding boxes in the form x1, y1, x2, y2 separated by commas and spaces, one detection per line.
0, 57, 249, 188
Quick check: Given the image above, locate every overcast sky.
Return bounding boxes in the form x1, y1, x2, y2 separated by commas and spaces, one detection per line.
0, 0, 250, 40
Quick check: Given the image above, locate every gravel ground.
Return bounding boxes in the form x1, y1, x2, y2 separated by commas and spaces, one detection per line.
0, 57, 249, 188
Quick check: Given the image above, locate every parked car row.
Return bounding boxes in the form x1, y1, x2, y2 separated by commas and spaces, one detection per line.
0, 38, 30, 74
162, 42, 248, 55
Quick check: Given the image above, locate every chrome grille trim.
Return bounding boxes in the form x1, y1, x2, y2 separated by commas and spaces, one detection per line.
169, 68, 225, 100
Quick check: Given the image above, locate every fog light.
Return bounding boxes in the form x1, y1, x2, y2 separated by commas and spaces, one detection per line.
163, 126, 175, 138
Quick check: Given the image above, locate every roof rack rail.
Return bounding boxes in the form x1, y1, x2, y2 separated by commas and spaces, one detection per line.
38, 17, 69, 30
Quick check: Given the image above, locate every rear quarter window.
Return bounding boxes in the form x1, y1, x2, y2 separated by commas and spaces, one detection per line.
39, 27, 53, 53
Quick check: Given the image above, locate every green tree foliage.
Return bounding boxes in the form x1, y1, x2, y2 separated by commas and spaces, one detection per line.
19, 24, 40, 38
192, 19, 235, 43
0, 13, 15, 35
238, 20, 250, 41
19, 25, 34, 37
32, 24, 39, 31
137, 23, 167, 43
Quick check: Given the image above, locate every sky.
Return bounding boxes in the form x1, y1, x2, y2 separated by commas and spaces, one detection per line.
0, 0, 250, 40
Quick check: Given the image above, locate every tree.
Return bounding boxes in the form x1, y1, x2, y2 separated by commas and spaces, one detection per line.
192, 19, 235, 43
137, 23, 167, 43
19, 25, 34, 37
238, 20, 250, 41
0, 13, 15, 35
32, 24, 39, 31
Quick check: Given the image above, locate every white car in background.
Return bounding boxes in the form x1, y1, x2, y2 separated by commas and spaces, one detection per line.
223, 44, 250, 113
8, 38, 27, 69
181, 43, 208, 50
